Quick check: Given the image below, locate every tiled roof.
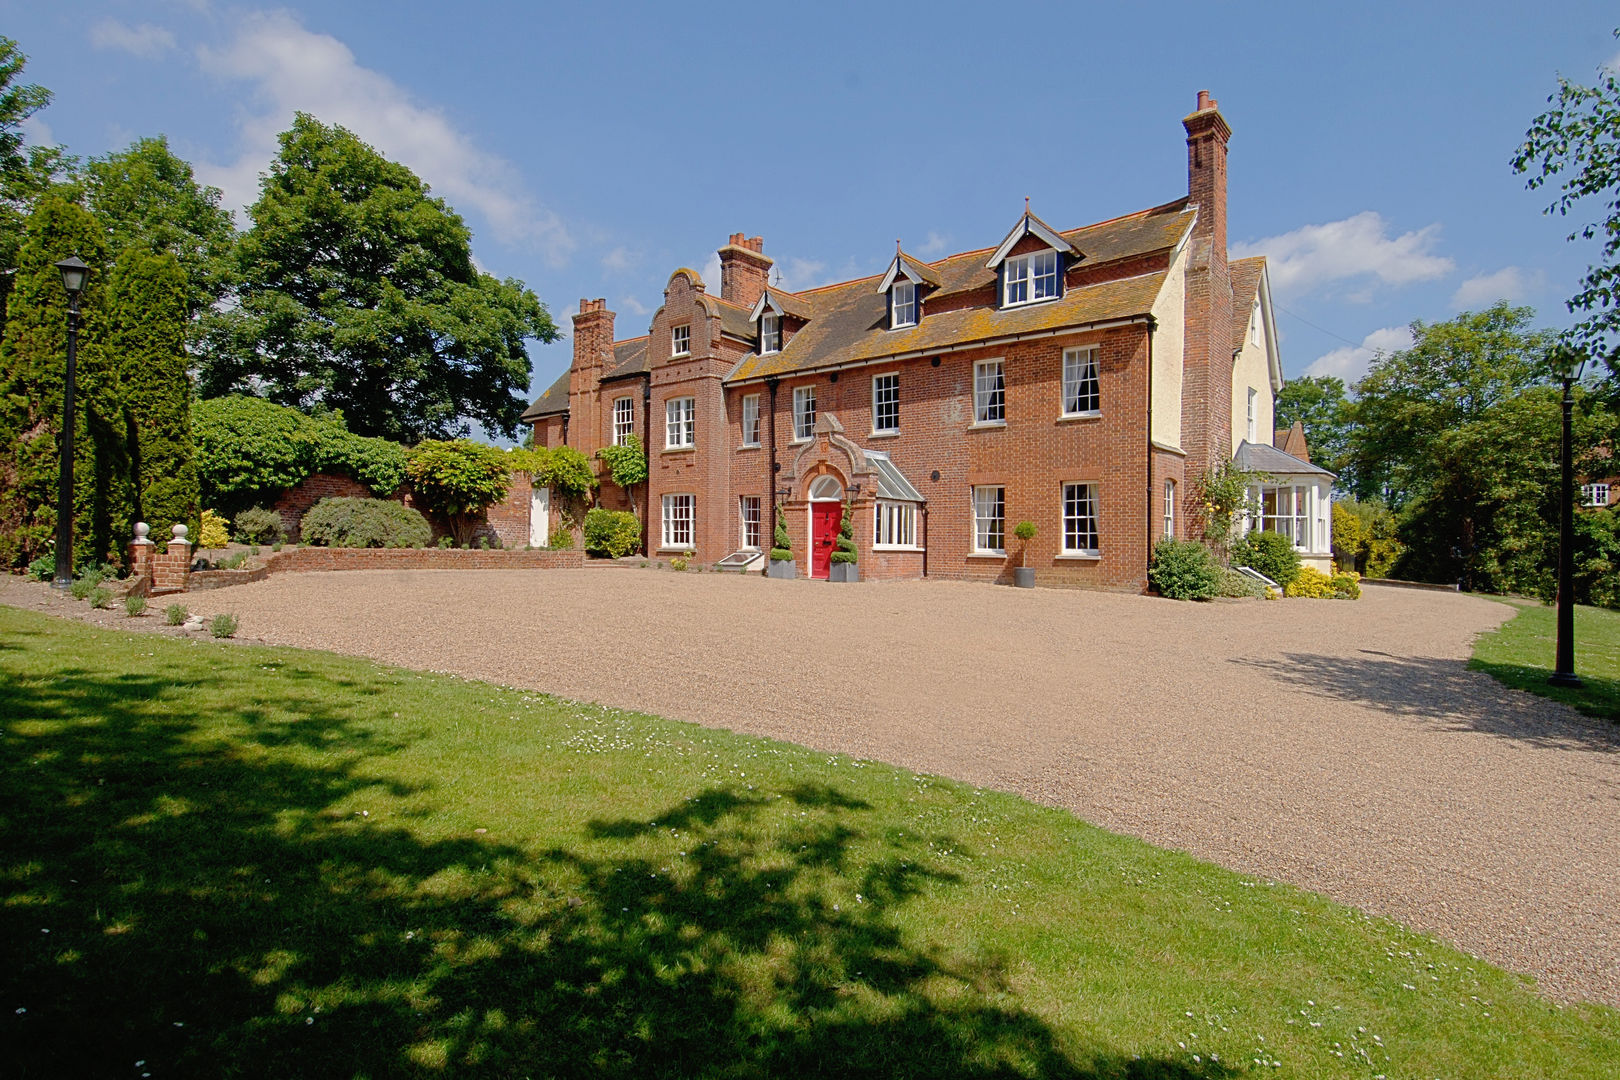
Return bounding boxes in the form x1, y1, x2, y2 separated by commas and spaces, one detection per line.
1235, 439, 1333, 478
728, 200, 1192, 382
1230, 256, 1266, 350
895, 251, 942, 288
705, 294, 757, 340
603, 336, 649, 380
760, 286, 815, 322
520, 369, 571, 421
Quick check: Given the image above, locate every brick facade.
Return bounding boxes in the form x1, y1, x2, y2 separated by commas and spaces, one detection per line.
528, 91, 1278, 591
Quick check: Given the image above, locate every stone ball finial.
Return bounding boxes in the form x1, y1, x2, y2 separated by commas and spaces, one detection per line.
173, 523, 189, 539
134, 521, 150, 539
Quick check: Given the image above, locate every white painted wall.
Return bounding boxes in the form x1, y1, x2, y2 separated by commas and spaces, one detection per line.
1231, 298, 1276, 454
1150, 238, 1187, 449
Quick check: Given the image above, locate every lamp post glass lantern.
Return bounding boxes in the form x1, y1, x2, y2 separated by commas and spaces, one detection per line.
51, 256, 89, 589
1549, 346, 1588, 688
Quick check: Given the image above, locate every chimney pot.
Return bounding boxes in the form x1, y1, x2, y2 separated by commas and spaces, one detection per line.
1196, 89, 1216, 111
729, 232, 744, 246
747, 236, 764, 252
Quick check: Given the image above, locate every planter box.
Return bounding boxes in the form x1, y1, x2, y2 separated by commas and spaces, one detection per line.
766, 559, 797, 579
1013, 567, 1035, 589
829, 562, 860, 583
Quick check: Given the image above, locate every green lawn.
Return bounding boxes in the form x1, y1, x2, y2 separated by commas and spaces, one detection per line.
1471, 601, 1620, 721
2, 607, 1616, 1079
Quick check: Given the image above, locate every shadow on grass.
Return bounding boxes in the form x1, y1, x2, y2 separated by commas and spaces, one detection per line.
1232, 650, 1620, 753
1, 648, 1228, 1078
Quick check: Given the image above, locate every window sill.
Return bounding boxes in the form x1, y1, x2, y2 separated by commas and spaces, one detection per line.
737, 443, 760, 451
873, 545, 924, 552
1057, 411, 1102, 423
968, 421, 1006, 431
967, 552, 1007, 559
662, 446, 696, 454
791, 437, 811, 445
1055, 552, 1102, 561
887, 322, 917, 332
1000, 295, 1061, 311
868, 430, 900, 439
655, 547, 695, 555
670, 352, 690, 360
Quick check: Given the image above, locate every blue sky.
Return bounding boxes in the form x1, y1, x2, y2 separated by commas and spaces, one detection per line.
6, 1, 1618, 403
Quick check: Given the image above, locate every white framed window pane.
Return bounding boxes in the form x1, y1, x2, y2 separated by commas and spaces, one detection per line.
761, 312, 781, 354
665, 397, 694, 448
892, 281, 916, 326
742, 394, 759, 445
793, 386, 816, 440
1062, 348, 1099, 414
874, 500, 915, 547
973, 486, 1005, 553
613, 397, 634, 445
1063, 483, 1099, 554
1003, 256, 1028, 306
1032, 250, 1060, 299
1246, 387, 1257, 442
661, 494, 693, 548
1164, 480, 1176, 538
672, 324, 690, 356
740, 495, 761, 549
974, 361, 1004, 424
873, 374, 899, 432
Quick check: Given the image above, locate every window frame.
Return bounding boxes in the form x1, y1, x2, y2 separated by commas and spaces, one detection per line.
1254, 484, 1312, 552
1061, 347, 1100, 417
612, 396, 634, 446
759, 311, 781, 354
671, 323, 691, 357
739, 495, 762, 550
873, 499, 918, 549
973, 359, 1005, 426
664, 396, 695, 449
1001, 249, 1061, 308
660, 493, 694, 550
890, 279, 917, 328
872, 372, 900, 435
1061, 482, 1100, 557
792, 385, 817, 442
1246, 386, 1258, 443
741, 393, 760, 447
1163, 479, 1176, 540
971, 485, 1006, 555
1582, 482, 1610, 507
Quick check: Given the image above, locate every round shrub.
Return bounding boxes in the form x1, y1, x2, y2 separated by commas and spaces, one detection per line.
584, 508, 641, 558
1148, 538, 1221, 601
1284, 566, 1336, 598
27, 554, 54, 581
210, 613, 239, 638
124, 594, 147, 617
1230, 530, 1302, 589
165, 603, 188, 626
233, 506, 286, 545
301, 497, 431, 549
1330, 571, 1362, 599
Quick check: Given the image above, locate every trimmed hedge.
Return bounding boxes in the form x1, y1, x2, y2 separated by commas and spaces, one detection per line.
233, 506, 286, 545
584, 508, 641, 558
301, 497, 431, 549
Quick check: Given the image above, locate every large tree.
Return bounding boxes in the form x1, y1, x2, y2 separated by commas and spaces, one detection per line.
108, 247, 198, 542
0, 194, 131, 569
1273, 374, 1352, 480
1513, 31, 1620, 380
0, 37, 70, 329
80, 136, 237, 319
1348, 302, 1555, 504
197, 113, 558, 441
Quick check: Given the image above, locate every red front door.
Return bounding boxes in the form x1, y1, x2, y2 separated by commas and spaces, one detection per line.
811, 502, 841, 579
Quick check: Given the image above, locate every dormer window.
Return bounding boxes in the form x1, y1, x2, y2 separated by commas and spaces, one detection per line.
1003, 250, 1060, 307
891, 280, 916, 328
760, 311, 781, 354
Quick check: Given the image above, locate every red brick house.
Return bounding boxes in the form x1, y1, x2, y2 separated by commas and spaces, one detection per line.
525, 91, 1312, 588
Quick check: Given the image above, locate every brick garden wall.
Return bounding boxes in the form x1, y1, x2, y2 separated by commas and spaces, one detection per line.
273, 473, 375, 541
264, 547, 583, 573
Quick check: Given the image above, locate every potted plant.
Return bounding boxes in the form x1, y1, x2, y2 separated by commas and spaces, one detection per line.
1013, 520, 1037, 588
766, 505, 796, 579
829, 501, 859, 582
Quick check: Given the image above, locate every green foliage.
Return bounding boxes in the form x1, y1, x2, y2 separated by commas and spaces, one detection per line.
1332, 498, 1403, 577
301, 497, 431, 549
1188, 460, 1260, 552
539, 445, 597, 499
164, 603, 187, 625
191, 396, 409, 514
108, 246, 199, 543
0, 192, 131, 570
123, 593, 146, 617
196, 113, 559, 441
87, 584, 112, 609
831, 502, 858, 564
27, 553, 52, 581
198, 509, 230, 550
232, 507, 285, 546
1012, 520, 1037, 542
79, 135, 236, 320
546, 527, 574, 550
670, 552, 691, 572
0, 37, 69, 330
406, 439, 511, 547
1330, 572, 1363, 600
1215, 566, 1270, 598
68, 565, 106, 600
437, 536, 453, 549
584, 508, 641, 558
1230, 530, 1302, 589
1148, 538, 1220, 601
1513, 34, 1620, 379
209, 612, 238, 639
1284, 566, 1337, 599
1574, 508, 1620, 609
1274, 375, 1352, 478
770, 504, 792, 561
596, 435, 649, 492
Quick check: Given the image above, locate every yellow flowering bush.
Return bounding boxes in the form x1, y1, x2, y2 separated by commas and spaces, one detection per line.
198, 509, 230, 549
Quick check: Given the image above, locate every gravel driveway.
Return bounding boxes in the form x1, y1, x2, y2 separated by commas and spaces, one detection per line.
8, 569, 1617, 1007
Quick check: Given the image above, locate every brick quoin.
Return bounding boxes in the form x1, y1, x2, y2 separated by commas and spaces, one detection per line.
522, 91, 1268, 591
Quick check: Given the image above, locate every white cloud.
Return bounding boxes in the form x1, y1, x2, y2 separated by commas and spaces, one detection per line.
1450, 266, 1545, 308
1304, 325, 1413, 382
1604, 49, 1620, 74
90, 19, 177, 58
618, 295, 651, 317
194, 10, 571, 262
20, 113, 53, 147
1232, 211, 1454, 296
601, 246, 640, 273
917, 231, 950, 257
776, 257, 828, 292
701, 252, 723, 293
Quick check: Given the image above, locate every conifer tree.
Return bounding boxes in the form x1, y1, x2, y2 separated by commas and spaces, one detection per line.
108, 247, 197, 542
0, 193, 131, 568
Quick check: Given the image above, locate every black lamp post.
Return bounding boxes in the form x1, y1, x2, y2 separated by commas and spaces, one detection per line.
1549, 345, 1588, 688
51, 255, 89, 589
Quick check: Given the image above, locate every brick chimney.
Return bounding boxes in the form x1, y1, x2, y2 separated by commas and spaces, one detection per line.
717, 233, 772, 309
569, 298, 614, 452
1181, 89, 1235, 477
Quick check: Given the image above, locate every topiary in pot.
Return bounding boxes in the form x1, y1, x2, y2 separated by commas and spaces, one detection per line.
829, 501, 860, 581
767, 505, 796, 578
1012, 520, 1037, 588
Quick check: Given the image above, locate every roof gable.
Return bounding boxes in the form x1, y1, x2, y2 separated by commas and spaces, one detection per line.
876, 248, 944, 293
985, 208, 1084, 269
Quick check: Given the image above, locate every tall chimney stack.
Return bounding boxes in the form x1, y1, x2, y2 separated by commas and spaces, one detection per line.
717, 233, 772, 309
1181, 89, 1235, 478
